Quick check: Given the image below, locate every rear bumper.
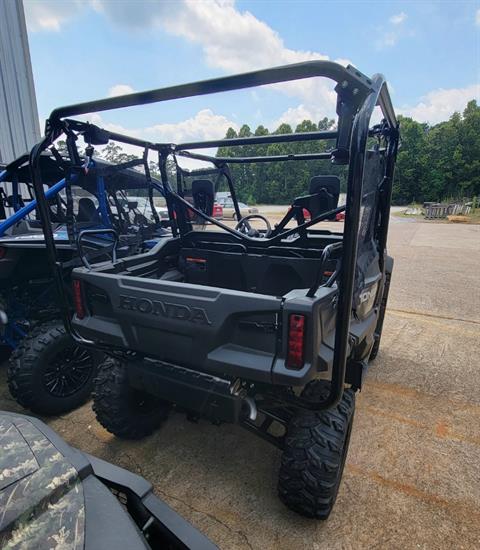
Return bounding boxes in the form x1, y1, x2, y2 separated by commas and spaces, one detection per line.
72, 271, 338, 386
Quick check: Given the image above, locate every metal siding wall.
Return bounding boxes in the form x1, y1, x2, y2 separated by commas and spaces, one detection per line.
0, 0, 40, 163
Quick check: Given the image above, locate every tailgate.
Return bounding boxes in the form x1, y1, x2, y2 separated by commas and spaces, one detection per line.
72, 271, 283, 383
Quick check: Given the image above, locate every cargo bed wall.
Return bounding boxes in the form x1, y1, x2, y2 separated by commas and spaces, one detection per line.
75, 271, 283, 382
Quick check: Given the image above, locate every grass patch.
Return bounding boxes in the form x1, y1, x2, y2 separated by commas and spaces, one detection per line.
463, 210, 480, 224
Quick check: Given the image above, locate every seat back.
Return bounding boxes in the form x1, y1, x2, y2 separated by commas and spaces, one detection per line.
191, 179, 214, 218
77, 198, 100, 222
307, 176, 340, 218
7, 194, 25, 209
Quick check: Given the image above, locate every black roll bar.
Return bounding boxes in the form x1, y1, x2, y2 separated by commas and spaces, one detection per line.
175, 130, 338, 151
64, 119, 164, 152
178, 150, 332, 165
273, 74, 397, 412
47, 61, 375, 126
309, 73, 390, 410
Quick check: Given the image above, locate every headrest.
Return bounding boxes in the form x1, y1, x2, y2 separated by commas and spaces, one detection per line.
78, 197, 96, 209
191, 179, 214, 218
77, 197, 99, 222
192, 179, 214, 196
309, 176, 340, 198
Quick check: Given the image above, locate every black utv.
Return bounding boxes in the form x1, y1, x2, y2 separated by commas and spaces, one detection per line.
30, 61, 398, 519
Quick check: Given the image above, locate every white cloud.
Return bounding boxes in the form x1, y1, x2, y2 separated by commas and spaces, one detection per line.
377, 11, 409, 49
378, 31, 399, 48
81, 108, 237, 148
398, 84, 479, 124
78, 108, 238, 168
108, 84, 136, 97
93, 0, 351, 115
390, 12, 407, 25
142, 108, 238, 144
27, 0, 354, 123
162, 0, 324, 72
24, 0, 88, 31
476, 8, 480, 27
273, 104, 335, 129
26, 0, 352, 120
89, 0, 172, 29
162, 0, 348, 110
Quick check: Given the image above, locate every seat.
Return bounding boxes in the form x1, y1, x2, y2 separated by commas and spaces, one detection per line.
7, 194, 25, 209
290, 175, 340, 225
77, 197, 100, 223
191, 179, 214, 220
306, 176, 340, 219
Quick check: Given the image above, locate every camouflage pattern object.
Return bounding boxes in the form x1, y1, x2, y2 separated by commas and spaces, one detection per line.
0, 414, 85, 549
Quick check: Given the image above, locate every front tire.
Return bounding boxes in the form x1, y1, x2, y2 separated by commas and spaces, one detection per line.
93, 357, 170, 439
8, 321, 97, 415
278, 380, 355, 519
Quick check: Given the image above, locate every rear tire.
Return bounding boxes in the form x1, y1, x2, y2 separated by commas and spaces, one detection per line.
278, 380, 355, 519
93, 357, 170, 439
369, 269, 392, 361
8, 321, 97, 415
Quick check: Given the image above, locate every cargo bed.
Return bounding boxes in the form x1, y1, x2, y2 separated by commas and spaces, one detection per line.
72, 233, 340, 385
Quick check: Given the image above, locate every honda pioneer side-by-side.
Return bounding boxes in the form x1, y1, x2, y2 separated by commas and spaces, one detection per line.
30, 61, 398, 519
0, 151, 169, 414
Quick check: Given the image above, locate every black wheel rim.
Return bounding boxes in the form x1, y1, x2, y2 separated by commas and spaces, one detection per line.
43, 346, 94, 397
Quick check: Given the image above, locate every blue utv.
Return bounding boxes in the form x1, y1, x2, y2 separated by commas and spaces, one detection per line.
0, 146, 169, 415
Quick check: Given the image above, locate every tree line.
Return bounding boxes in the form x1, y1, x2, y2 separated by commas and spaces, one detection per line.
59, 100, 479, 206
216, 100, 479, 205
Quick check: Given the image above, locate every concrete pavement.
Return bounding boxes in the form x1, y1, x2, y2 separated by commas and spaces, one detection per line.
0, 218, 479, 549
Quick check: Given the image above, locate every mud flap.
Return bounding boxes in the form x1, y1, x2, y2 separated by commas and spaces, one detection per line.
345, 360, 367, 390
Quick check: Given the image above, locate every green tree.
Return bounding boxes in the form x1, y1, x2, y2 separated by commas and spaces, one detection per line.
393, 116, 428, 204
101, 143, 138, 164
215, 102, 479, 205
458, 100, 480, 197
55, 140, 68, 156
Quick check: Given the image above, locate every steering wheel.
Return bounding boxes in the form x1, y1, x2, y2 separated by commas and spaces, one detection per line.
235, 214, 272, 238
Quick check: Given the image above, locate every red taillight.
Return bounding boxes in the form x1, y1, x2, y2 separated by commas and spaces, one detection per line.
72, 279, 85, 320
0, 247, 6, 259
286, 314, 306, 369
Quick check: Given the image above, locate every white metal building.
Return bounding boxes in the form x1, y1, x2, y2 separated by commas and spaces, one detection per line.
0, 0, 40, 164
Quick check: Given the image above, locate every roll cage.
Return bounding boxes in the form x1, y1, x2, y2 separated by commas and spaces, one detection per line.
0, 152, 165, 242
30, 60, 399, 410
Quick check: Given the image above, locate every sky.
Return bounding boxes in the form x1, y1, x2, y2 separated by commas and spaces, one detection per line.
23, 0, 480, 148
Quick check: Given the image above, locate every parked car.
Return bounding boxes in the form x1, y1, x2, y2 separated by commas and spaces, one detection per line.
185, 202, 223, 221
212, 202, 223, 219
290, 207, 313, 221
217, 197, 257, 219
